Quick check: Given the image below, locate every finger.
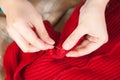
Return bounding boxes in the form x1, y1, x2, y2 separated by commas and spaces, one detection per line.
13, 22, 54, 50
6, 27, 40, 52
62, 27, 86, 50
32, 16, 55, 45
66, 39, 103, 57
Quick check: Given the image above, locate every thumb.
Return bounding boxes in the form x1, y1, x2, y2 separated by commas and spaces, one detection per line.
62, 27, 86, 50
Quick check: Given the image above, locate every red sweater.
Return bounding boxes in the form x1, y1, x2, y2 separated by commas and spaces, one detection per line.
3, 0, 120, 80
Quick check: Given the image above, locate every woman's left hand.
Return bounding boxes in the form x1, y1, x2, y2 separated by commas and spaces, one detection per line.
62, 1, 109, 57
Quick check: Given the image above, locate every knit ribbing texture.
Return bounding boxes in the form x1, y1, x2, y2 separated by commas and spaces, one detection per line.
3, 0, 120, 80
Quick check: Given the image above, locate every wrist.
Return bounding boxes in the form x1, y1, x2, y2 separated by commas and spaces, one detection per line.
88, 0, 110, 5
0, 0, 26, 15
85, 0, 109, 10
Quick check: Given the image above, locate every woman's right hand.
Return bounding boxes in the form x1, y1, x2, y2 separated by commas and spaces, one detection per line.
0, 0, 55, 52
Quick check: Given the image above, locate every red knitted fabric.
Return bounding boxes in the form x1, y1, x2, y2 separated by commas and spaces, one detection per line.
3, 0, 120, 80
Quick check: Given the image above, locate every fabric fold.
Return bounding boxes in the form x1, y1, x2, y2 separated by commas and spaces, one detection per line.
3, 0, 120, 80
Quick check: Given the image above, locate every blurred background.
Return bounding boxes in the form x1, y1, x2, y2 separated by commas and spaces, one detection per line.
0, 0, 82, 79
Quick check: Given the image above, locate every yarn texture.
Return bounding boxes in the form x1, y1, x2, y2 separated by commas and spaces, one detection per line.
3, 0, 120, 80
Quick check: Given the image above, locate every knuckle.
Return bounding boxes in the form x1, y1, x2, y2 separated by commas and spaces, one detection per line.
104, 38, 108, 43
31, 38, 40, 44
36, 15, 42, 20
39, 28, 47, 33
38, 31, 44, 36
101, 35, 109, 43
13, 19, 25, 27
35, 19, 42, 26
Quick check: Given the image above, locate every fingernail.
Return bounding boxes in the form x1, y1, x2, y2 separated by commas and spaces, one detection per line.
63, 43, 71, 50
45, 44, 54, 49
47, 38, 55, 44
66, 53, 73, 57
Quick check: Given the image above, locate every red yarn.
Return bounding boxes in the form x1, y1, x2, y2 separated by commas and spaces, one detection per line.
3, 0, 120, 80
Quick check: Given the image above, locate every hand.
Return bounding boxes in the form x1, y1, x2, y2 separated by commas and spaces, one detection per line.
63, 1, 108, 57
1, 0, 55, 52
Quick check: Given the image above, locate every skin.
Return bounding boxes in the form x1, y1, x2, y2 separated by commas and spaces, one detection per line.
0, 0, 109, 57
63, 0, 110, 57
0, 0, 55, 52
